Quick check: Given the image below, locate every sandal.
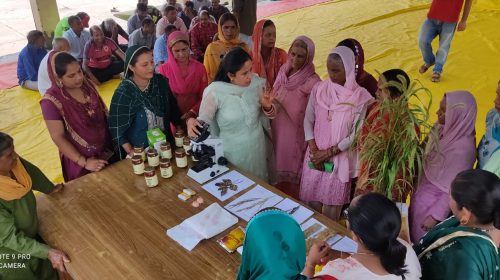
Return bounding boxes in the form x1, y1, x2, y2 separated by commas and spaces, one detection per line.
431, 72, 441, 83
419, 63, 433, 74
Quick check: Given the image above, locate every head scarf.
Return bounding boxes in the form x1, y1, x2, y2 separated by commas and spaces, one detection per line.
43, 51, 111, 155
0, 157, 32, 201
124, 45, 150, 78
158, 31, 207, 95
216, 14, 245, 47
424, 91, 477, 191
251, 19, 287, 88
236, 210, 308, 280
315, 46, 373, 182
273, 35, 317, 94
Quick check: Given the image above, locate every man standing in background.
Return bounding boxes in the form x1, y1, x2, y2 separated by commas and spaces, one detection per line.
232, 0, 257, 48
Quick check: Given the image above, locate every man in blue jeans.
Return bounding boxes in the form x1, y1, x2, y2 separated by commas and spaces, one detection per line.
418, 0, 473, 82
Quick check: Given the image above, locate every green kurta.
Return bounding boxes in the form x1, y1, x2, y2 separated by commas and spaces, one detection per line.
0, 158, 57, 280
413, 216, 500, 280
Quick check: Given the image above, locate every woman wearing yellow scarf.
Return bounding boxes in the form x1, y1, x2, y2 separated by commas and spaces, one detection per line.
0, 132, 69, 280
203, 12, 249, 83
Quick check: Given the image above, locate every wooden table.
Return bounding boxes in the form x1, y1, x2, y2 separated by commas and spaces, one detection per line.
36, 160, 347, 280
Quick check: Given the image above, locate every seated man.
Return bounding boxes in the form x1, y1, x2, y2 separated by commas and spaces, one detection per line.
54, 12, 89, 38
38, 37, 70, 96
138, 0, 162, 23
178, 1, 197, 29
17, 30, 47, 91
189, 5, 216, 30
63, 15, 91, 61
101, 18, 129, 52
156, 5, 187, 37
190, 10, 217, 62
83, 26, 125, 85
127, 3, 152, 34
154, 25, 178, 67
208, 0, 229, 22
129, 18, 156, 49
167, 0, 184, 12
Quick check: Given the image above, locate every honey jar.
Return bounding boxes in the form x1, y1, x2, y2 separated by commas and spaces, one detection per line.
132, 155, 144, 175
133, 146, 146, 161
147, 148, 160, 167
160, 141, 172, 159
144, 167, 158, 187
175, 148, 188, 168
175, 130, 185, 147
160, 158, 173, 178
182, 137, 191, 155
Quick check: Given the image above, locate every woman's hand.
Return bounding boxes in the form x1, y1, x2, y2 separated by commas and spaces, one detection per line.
259, 88, 274, 111
310, 150, 330, 165
181, 110, 197, 121
48, 248, 70, 273
187, 118, 202, 138
84, 157, 108, 172
122, 143, 133, 157
421, 216, 438, 232
306, 241, 330, 267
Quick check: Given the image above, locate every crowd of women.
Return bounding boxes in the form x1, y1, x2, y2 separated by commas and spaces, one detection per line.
1, 8, 499, 280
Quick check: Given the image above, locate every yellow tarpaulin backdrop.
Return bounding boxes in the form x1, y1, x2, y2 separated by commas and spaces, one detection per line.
1, 0, 499, 182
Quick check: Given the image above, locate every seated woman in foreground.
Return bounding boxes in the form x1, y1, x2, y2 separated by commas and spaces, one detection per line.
0, 132, 69, 280
307, 193, 421, 280
414, 169, 500, 280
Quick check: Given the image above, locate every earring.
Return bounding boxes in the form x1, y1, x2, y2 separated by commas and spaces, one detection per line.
460, 219, 469, 225
56, 80, 63, 88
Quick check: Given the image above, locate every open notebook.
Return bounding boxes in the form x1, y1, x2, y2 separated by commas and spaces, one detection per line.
166, 203, 238, 251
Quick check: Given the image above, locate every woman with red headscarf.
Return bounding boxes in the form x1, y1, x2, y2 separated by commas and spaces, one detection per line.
159, 31, 208, 122
337, 38, 378, 97
251, 19, 287, 89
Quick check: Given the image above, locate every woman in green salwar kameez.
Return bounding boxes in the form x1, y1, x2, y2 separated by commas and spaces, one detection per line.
0, 132, 69, 280
414, 169, 500, 280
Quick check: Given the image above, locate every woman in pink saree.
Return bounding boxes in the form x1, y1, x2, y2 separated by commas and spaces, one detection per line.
262, 36, 320, 199
299, 46, 373, 220
410, 91, 477, 242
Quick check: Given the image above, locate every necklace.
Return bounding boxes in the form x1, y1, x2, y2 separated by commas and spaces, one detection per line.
354, 252, 375, 256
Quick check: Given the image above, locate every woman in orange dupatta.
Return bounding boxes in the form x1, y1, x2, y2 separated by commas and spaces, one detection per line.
251, 19, 287, 88
203, 12, 249, 83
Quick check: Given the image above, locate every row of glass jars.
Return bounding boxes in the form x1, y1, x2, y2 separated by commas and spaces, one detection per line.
132, 140, 191, 188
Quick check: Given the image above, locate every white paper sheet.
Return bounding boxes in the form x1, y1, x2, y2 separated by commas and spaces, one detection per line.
202, 170, 255, 201
225, 185, 284, 221
274, 198, 314, 225
327, 235, 358, 253
166, 203, 238, 251
300, 218, 328, 239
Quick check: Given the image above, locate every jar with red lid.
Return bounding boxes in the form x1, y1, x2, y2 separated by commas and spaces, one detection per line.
175, 148, 188, 168
144, 167, 158, 187
160, 158, 173, 178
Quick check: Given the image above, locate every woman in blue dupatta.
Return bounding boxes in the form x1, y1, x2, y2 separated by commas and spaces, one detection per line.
236, 209, 309, 280
413, 169, 500, 280
109, 46, 182, 159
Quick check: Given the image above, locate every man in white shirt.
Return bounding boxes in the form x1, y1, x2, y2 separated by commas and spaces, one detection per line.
63, 16, 91, 61
37, 37, 70, 96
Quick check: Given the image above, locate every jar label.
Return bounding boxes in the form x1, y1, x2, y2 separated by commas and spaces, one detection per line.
133, 162, 145, 175
176, 157, 188, 168
161, 167, 173, 178
175, 137, 183, 148
148, 155, 160, 167
145, 175, 159, 187
161, 150, 172, 159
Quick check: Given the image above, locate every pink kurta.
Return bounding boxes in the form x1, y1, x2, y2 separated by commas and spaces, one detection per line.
271, 75, 320, 184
